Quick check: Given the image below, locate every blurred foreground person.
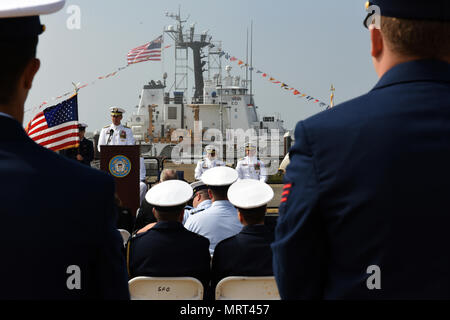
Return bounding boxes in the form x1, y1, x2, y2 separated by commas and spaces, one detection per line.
0, 0, 129, 299
272, 0, 450, 299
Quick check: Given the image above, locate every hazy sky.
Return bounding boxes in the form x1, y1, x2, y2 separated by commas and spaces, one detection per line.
25, 0, 378, 132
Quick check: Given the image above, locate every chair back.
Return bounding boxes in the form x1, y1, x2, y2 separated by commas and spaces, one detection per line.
215, 276, 280, 300
129, 276, 204, 300
118, 229, 131, 246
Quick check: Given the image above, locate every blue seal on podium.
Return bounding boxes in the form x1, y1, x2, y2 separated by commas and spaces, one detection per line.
109, 155, 131, 178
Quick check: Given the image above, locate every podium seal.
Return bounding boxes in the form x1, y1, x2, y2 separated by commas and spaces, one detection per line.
109, 155, 132, 178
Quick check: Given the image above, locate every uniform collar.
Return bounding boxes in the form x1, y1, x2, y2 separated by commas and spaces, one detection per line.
152, 221, 184, 230
0, 114, 29, 142
0, 112, 15, 120
197, 199, 212, 210
241, 224, 271, 235
211, 200, 234, 208
111, 123, 123, 130
372, 59, 450, 91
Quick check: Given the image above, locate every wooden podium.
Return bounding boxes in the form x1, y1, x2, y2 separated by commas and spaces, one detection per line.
100, 145, 140, 216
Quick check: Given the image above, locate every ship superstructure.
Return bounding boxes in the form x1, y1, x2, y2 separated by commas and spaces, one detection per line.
126, 11, 287, 166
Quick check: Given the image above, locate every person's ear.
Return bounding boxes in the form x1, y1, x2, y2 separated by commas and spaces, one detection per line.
208, 189, 213, 200
237, 211, 245, 224
21, 58, 40, 90
370, 27, 383, 59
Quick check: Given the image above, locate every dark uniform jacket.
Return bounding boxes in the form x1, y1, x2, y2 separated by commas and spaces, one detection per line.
0, 115, 129, 299
211, 224, 274, 290
60, 137, 94, 166
272, 60, 450, 299
129, 221, 211, 290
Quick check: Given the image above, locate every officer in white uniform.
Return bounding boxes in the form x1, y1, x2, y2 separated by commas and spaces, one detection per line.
194, 145, 225, 180
97, 107, 135, 152
184, 167, 242, 254
235, 143, 268, 182
182, 181, 212, 224
98, 107, 147, 204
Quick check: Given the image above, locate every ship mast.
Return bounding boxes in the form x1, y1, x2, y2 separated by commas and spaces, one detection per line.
165, 10, 212, 103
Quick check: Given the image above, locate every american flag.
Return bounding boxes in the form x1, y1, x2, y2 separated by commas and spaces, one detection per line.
26, 95, 79, 151
127, 35, 163, 65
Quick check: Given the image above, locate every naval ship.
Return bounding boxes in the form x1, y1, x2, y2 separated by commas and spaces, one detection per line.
123, 11, 290, 173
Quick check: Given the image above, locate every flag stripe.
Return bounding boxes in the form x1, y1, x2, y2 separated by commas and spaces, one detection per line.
28, 120, 47, 135
27, 95, 79, 152
29, 121, 78, 139
127, 35, 162, 65
46, 137, 80, 151
33, 126, 79, 144
38, 132, 79, 147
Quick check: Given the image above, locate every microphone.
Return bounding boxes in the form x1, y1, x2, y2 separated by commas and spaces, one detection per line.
107, 129, 114, 145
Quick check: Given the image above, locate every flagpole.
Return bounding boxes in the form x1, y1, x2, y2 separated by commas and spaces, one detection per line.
250, 20, 253, 103
162, 28, 165, 84
246, 27, 249, 90
330, 84, 335, 108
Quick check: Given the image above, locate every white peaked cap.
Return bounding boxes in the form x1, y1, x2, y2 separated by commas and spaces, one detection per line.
201, 166, 238, 187
110, 107, 126, 114
0, 0, 65, 18
228, 179, 274, 209
145, 180, 193, 207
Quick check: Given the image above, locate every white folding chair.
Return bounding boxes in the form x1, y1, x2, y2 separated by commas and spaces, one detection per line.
118, 229, 130, 246
128, 276, 204, 300
215, 276, 280, 300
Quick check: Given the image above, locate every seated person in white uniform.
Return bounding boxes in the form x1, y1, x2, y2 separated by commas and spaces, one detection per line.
184, 167, 242, 254
182, 181, 212, 225
194, 145, 225, 180
235, 143, 268, 182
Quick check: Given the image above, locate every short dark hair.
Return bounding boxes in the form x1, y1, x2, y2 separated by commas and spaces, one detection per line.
381, 16, 450, 59
238, 205, 266, 225
154, 205, 185, 221
0, 36, 38, 105
209, 185, 229, 199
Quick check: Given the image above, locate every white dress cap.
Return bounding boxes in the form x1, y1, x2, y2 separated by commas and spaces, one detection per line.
110, 107, 126, 115
228, 179, 274, 209
145, 180, 193, 207
0, 0, 65, 18
205, 145, 216, 154
201, 166, 238, 187
78, 123, 88, 129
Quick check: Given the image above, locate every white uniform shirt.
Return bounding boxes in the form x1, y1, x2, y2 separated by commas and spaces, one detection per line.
97, 123, 135, 152
182, 199, 212, 225
194, 157, 225, 180
235, 156, 268, 182
184, 200, 242, 254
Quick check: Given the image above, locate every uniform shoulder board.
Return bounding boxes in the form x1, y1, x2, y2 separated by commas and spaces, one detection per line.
238, 158, 244, 161
123, 125, 131, 129
103, 124, 110, 128
191, 208, 205, 215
